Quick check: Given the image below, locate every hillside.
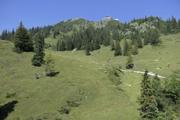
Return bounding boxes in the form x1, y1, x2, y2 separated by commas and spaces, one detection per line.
0, 33, 180, 120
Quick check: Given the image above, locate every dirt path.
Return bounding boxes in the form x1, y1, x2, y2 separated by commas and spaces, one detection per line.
56, 53, 166, 79
120, 69, 166, 79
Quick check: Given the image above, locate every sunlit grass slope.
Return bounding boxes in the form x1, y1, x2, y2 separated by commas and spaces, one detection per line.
0, 33, 180, 120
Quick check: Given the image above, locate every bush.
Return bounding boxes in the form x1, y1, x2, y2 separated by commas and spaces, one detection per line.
106, 65, 123, 86
45, 53, 59, 77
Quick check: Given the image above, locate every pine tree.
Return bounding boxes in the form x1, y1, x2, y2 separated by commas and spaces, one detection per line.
57, 39, 66, 51
1, 30, 8, 40
85, 43, 91, 56
123, 39, 129, 56
178, 19, 180, 30
139, 70, 159, 120
112, 30, 119, 40
100, 28, 111, 46
171, 16, 177, 32
11, 29, 15, 41
114, 40, 122, 56
164, 71, 180, 104
151, 74, 165, 112
132, 30, 143, 48
32, 33, 45, 66
111, 40, 115, 50
149, 28, 160, 45
14, 22, 33, 52
166, 20, 172, 34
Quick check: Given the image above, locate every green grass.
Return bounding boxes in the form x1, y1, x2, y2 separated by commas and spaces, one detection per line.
0, 33, 180, 120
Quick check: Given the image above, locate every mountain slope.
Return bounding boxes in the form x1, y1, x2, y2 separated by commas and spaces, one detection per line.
0, 33, 180, 120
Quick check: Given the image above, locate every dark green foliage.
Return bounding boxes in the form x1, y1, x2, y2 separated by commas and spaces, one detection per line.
53, 16, 180, 54
85, 44, 91, 56
72, 32, 82, 50
112, 30, 120, 40
139, 70, 159, 120
29, 26, 52, 39
0, 29, 15, 41
100, 28, 111, 46
151, 74, 165, 113
144, 28, 160, 45
149, 29, 160, 45
110, 40, 115, 50
139, 71, 180, 120
114, 40, 122, 56
178, 19, 180, 30
131, 30, 143, 48
14, 22, 33, 52
64, 36, 74, 50
1, 30, 8, 40
171, 16, 177, 32
57, 39, 66, 51
106, 65, 123, 86
123, 39, 129, 56
163, 71, 180, 104
32, 33, 45, 66
0, 100, 18, 120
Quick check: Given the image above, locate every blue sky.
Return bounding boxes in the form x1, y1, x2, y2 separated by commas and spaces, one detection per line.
0, 0, 180, 32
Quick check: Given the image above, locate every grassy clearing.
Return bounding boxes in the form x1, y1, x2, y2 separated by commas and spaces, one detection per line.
0, 33, 180, 120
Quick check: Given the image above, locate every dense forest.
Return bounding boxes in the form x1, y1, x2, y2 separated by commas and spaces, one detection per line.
1, 16, 180, 56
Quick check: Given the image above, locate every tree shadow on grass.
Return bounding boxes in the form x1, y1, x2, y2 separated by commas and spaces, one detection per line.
0, 100, 18, 120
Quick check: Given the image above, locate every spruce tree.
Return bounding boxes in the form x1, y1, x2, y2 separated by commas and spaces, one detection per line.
123, 39, 129, 56
85, 43, 91, 56
114, 40, 122, 56
171, 16, 177, 32
151, 74, 165, 112
32, 33, 45, 66
139, 70, 159, 120
14, 22, 33, 52
149, 28, 160, 45
178, 19, 180, 30
111, 40, 115, 50
57, 39, 66, 51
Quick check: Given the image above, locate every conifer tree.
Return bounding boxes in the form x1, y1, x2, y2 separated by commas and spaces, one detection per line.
139, 70, 159, 120
123, 39, 129, 56
149, 28, 160, 45
151, 74, 165, 112
178, 19, 180, 31
14, 22, 33, 52
114, 40, 122, 56
1, 30, 8, 40
85, 43, 91, 56
32, 33, 45, 66
57, 39, 66, 51
171, 16, 177, 31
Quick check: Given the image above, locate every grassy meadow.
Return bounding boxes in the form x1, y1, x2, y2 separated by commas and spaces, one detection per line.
0, 33, 180, 120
